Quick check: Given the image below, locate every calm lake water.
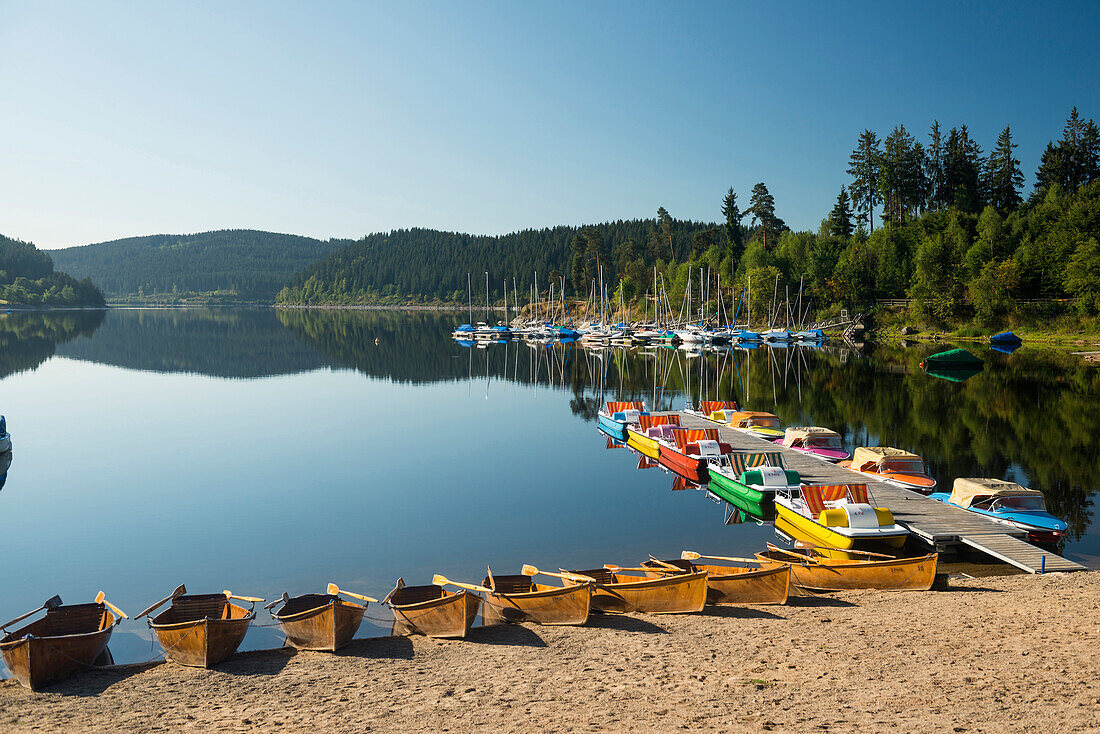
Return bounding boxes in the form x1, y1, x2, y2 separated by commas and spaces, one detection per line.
1, 308, 1097, 670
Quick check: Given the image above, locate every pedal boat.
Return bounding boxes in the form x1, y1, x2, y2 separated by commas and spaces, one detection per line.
597, 401, 646, 441
0, 595, 122, 690
776, 427, 849, 462
148, 590, 258, 668
565, 566, 707, 614
756, 546, 938, 592
930, 478, 1067, 543
387, 579, 481, 638
481, 573, 592, 626
685, 401, 740, 421
269, 589, 368, 652
725, 410, 785, 440
625, 414, 680, 460
773, 483, 909, 553
656, 428, 731, 482
705, 452, 793, 517
645, 559, 790, 605
838, 446, 936, 492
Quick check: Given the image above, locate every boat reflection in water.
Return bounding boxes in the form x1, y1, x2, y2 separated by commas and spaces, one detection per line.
0, 450, 10, 492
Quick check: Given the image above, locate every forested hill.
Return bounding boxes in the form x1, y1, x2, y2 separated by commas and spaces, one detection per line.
0, 234, 105, 307
52, 230, 350, 303
276, 218, 721, 305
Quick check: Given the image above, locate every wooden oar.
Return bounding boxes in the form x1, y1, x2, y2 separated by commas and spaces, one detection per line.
431, 575, 492, 594
681, 550, 760, 564
520, 565, 596, 584
647, 555, 685, 571
486, 566, 496, 592
814, 546, 896, 560
264, 592, 290, 611
135, 585, 187, 619
95, 591, 128, 619
327, 583, 378, 603
765, 543, 828, 566
223, 590, 265, 603
603, 564, 676, 574
0, 595, 62, 631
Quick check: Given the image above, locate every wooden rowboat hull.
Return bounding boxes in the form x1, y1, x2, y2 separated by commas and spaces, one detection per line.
569, 569, 707, 614
391, 590, 481, 638
482, 583, 591, 626
756, 551, 939, 592
151, 616, 252, 667
0, 607, 116, 691
625, 429, 660, 459
701, 564, 790, 605
274, 599, 365, 651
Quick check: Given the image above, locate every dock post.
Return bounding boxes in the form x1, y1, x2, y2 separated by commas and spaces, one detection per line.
1040, 556, 1046, 574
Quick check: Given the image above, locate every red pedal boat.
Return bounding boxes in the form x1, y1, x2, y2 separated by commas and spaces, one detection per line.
657, 428, 732, 482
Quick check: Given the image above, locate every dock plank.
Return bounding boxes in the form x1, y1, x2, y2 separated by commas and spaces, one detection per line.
667, 411, 1085, 573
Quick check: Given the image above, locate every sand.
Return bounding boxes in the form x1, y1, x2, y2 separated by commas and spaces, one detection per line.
0, 571, 1097, 733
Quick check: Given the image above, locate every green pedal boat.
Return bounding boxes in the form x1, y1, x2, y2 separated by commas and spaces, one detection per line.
706, 452, 799, 519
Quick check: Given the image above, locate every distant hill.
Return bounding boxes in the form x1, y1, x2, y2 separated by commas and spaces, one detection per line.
276, 219, 720, 305
51, 229, 350, 303
0, 234, 105, 307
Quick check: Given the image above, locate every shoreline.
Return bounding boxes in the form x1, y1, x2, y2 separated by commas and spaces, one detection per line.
1, 571, 1096, 733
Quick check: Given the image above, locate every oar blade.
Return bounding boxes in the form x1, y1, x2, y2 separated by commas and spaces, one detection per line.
44, 595, 63, 610
431, 574, 448, 587
521, 565, 538, 576
327, 582, 340, 596
681, 551, 701, 560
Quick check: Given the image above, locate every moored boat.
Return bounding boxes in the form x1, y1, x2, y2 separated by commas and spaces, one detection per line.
656, 427, 731, 482
725, 410, 785, 440
597, 401, 647, 441
0, 593, 124, 690
776, 427, 849, 462
0, 415, 9, 453
755, 546, 938, 592
625, 414, 680, 459
706, 452, 795, 518
687, 400, 740, 420
657, 555, 791, 605
774, 483, 909, 553
480, 569, 593, 626
146, 588, 261, 668
387, 579, 481, 638
930, 478, 1067, 543
839, 446, 936, 492
564, 565, 707, 614
268, 583, 373, 652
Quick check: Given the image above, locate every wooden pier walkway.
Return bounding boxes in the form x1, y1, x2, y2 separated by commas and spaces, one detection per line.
671, 411, 1085, 574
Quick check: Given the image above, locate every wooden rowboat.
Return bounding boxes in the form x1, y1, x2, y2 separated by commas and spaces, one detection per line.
645, 559, 790, 605
565, 567, 707, 614
0, 595, 122, 690
387, 579, 481, 638
148, 592, 258, 668
481, 574, 592, 626
270, 594, 366, 652
755, 548, 939, 592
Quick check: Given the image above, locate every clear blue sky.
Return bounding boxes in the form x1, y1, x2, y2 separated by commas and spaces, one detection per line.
2, 1, 1097, 249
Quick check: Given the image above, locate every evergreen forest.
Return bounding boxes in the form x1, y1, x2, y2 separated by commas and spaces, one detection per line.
0, 234, 106, 307
52, 230, 350, 303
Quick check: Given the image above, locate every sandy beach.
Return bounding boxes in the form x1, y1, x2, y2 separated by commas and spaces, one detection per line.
0, 571, 1096, 733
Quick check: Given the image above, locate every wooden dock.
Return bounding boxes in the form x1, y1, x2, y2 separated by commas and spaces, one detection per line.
671, 411, 1085, 574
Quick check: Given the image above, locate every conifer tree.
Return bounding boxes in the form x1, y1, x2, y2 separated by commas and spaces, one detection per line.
721, 188, 744, 262
746, 183, 779, 250
828, 187, 854, 239
847, 130, 882, 231
985, 126, 1024, 211
926, 121, 945, 209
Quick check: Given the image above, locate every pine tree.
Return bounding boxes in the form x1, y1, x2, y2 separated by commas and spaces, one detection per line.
879, 125, 927, 224
942, 126, 984, 211
721, 188, 744, 262
657, 207, 675, 260
828, 187, 854, 239
746, 183, 779, 250
570, 233, 586, 294
926, 121, 945, 209
985, 126, 1024, 211
847, 130, 882, 231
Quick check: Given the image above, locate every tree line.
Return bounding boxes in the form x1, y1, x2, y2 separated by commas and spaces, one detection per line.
0, 234, 106, 307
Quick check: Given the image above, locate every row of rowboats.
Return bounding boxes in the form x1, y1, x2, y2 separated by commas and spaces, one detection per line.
1, 545, 939, 692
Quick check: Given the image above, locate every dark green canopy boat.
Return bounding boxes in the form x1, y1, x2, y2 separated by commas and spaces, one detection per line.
920, 348, 983, 381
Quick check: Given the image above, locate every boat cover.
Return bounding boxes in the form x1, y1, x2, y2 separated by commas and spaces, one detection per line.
949, 478, 1043, 508
638, 414, 680, 430
989, 331, 1022, 345
852, 446, 918, 467
726, 452, 785, 474
729, 411, 779, 427
922, 348, 983, 367
782, 426, 840, 446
